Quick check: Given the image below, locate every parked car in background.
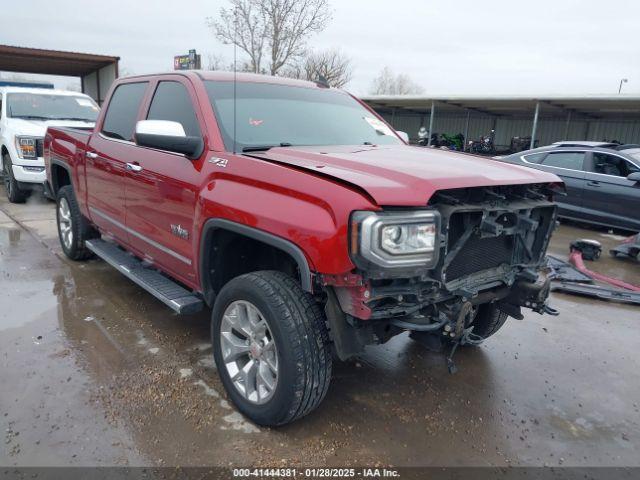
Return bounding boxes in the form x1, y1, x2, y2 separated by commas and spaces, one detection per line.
0, 87, 99, 203
497, 141, 640, 231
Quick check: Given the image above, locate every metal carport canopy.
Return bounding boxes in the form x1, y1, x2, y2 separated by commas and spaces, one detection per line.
362, 94, 640, 148
361, 94, 640, 119
0, 44, 119, 104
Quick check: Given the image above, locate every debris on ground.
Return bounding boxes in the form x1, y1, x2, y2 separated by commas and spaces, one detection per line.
610, 233, 640, 260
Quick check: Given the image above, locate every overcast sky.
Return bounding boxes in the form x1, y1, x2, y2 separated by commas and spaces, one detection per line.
2, 0, 639, 96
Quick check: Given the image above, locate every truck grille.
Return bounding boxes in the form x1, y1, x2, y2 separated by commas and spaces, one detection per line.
430, 184, 557, 286
446, 234, 514, 281
36, 138, 44, 158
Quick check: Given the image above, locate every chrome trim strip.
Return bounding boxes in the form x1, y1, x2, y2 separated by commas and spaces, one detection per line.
89, 206, 192, 265
98, 131, 135, 145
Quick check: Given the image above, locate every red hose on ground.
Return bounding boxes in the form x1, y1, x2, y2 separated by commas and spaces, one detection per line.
569, 249, 640, 292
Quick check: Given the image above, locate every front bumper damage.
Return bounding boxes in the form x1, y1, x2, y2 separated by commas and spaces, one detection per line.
323, 183, 560, 360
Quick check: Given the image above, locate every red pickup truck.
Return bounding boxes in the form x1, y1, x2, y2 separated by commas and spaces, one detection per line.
44, 71, 561, 426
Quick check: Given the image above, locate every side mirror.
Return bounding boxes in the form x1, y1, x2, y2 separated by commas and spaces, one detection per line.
627, 172, 640, 182
396, 131, 409, 143
135, 120, 204, 159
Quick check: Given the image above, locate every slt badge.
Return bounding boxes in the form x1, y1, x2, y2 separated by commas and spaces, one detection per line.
170, 224, 189, 240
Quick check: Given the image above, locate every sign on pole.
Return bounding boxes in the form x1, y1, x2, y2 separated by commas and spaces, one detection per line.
174, 49, 201, 70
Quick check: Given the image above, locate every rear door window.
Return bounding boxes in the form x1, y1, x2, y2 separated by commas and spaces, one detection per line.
541, 152, 585, 171
101, 82, 148, 141
589, 153, 639, 177
146, 81, 201, 137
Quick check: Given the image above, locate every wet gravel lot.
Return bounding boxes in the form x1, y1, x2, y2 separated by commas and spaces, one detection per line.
1, 190, 639, 468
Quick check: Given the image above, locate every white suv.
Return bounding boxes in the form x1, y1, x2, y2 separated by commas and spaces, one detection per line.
0, 87, 99, 203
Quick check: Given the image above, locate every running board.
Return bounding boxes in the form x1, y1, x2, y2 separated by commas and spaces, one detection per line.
85, 239, 203, 314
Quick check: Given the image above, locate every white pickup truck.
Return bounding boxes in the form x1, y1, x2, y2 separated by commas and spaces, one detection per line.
0, 86, 99, 202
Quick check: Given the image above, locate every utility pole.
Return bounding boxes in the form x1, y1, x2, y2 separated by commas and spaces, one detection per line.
530, 102, 540, 150
619, 78, 628, 94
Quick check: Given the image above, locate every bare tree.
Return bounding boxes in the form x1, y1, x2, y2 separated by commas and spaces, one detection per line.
284, 48, 352, 87
370, 66, 424, 95
208, 0, 265, 73
206, 53, 231, 71
207, 0, 331, 75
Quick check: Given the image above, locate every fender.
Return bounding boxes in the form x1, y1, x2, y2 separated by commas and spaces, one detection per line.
199, 218, 314, 305
48, 157, 73, 193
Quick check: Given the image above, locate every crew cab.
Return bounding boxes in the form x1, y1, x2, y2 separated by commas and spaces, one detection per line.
44, 71, 562, 426
1, 86, 98, 202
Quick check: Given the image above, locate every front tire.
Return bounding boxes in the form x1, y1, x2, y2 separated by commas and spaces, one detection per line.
212, 271, 332, 426
3, 154, 28, 204
468, 303, 508, 340
56, 185, 96, 260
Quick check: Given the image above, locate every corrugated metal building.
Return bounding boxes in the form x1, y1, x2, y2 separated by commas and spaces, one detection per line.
361, 95, 640, 148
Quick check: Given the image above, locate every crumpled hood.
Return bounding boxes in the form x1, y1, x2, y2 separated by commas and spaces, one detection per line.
248, 145, 561, 205
10, 118, 95, 137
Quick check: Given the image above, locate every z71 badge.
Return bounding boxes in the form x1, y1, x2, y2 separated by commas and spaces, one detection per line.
209, 157, 228, 168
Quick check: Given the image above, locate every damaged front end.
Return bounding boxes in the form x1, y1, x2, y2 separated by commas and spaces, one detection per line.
323, 183, 560, 360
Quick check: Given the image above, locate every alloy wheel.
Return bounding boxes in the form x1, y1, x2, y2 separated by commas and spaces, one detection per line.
58, 198, 73, 250
220, 300, 278, 404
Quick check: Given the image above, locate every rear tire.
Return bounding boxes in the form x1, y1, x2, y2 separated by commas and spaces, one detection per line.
212, 271, 332, 426
3, 154, 28, 204
56, 185, 97, 260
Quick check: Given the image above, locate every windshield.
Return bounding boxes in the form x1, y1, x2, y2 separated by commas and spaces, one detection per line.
204, 81, 402, 151
7, 93, 99, 122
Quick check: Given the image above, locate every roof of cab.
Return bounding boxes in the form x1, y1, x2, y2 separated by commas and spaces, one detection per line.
118, 70, 324, 90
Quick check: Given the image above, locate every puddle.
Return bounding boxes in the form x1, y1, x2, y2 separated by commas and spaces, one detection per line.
190, 342, 212, 352
0, 280, 57, 331
193, 379, 220, 398
222, 411, 260, 433
197, 355, 216, 369
0, 225, 21, 247
135, 331, 149, 346
548, 407, 619, 441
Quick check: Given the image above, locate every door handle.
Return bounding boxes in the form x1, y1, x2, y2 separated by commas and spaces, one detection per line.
587, 181, 600, 187
126, 162, 143, 173
86, 151, 98, 159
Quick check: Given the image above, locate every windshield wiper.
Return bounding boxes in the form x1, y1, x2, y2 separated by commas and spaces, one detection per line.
242, 142, 292, 153
50, 117, 95, 122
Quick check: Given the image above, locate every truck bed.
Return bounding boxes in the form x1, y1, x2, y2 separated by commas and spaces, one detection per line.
44, 126, 93, 196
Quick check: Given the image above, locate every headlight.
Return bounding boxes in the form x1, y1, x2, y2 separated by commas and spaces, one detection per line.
350, 210, 440, 270
15, 136, 39, 160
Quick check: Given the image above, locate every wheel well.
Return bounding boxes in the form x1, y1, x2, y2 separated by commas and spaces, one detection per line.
51, 163, 71, 194
201, 224, 312, 306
